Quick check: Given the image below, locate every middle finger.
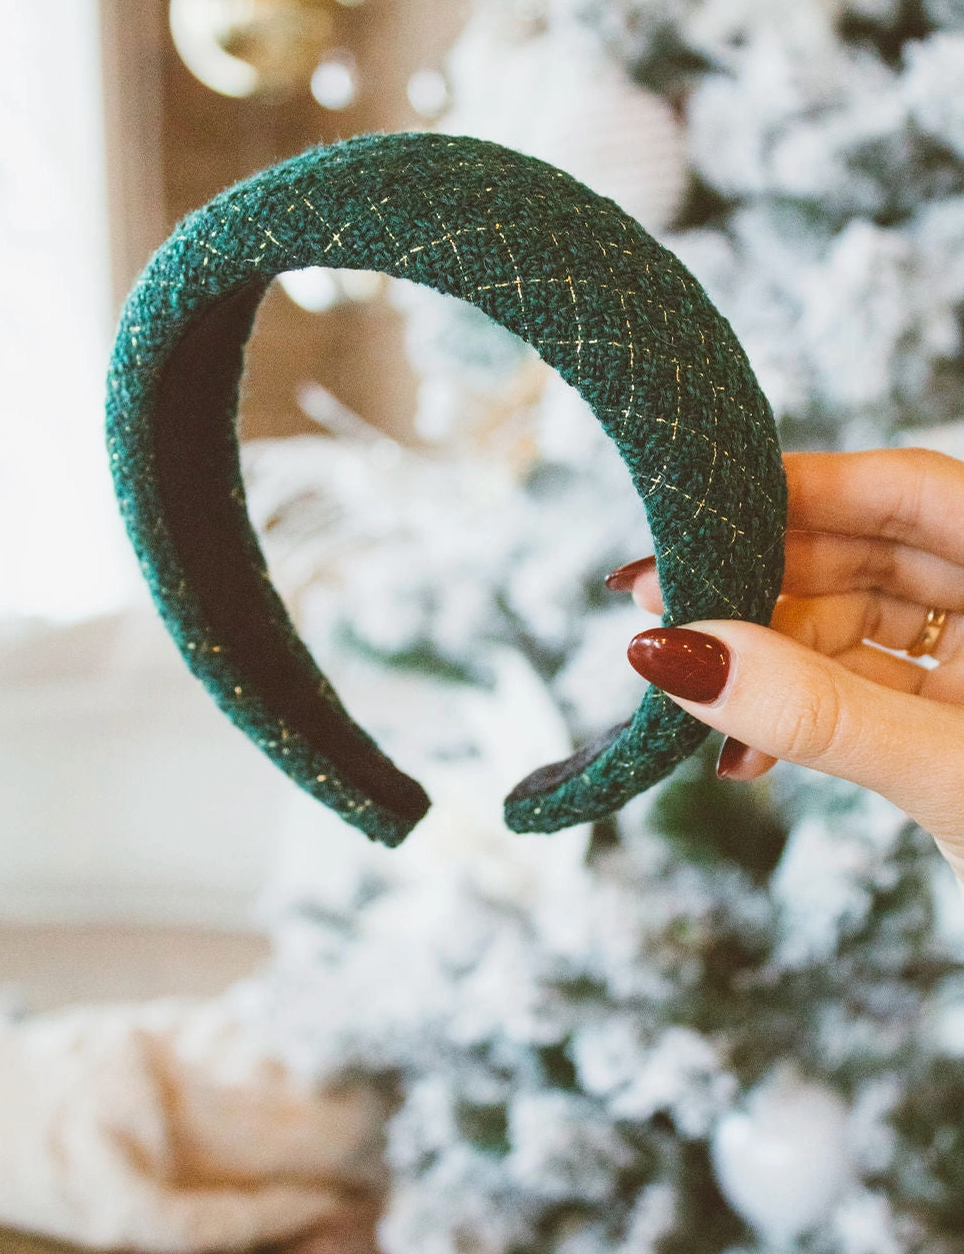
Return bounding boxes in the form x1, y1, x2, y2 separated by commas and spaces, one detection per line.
782, 531, 964, 609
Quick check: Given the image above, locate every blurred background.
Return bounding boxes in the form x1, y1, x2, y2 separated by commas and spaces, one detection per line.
6, 2, 964, 1253
0, 0, 471, 1003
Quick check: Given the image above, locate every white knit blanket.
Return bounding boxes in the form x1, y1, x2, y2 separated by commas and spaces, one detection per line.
0, 997, 387, 1252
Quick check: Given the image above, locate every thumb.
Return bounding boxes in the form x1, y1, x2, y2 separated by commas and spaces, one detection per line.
628, 622, 964, 865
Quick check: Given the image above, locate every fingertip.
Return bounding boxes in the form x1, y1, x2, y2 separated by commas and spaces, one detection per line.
716, 737, 778, 781
605, 555, 665, 613
606, 554, 656, 592
631, 570, 664, 614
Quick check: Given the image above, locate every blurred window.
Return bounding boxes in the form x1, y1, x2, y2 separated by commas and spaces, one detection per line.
0, 0, 134, 622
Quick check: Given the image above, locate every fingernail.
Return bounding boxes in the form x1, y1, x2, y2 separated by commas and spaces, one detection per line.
627, 627, 730, 703
716, 736, 751, 779
605, 554, 656, 591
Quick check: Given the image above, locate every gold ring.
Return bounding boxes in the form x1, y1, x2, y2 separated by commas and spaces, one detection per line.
907, 607, 948, 658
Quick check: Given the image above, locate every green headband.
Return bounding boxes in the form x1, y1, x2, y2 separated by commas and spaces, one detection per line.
106, 132, 786, 848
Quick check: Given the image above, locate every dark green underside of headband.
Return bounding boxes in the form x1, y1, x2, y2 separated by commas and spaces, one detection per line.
106, 131, 786, 847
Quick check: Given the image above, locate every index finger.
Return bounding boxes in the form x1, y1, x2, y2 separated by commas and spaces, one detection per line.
785, 448, 964, 566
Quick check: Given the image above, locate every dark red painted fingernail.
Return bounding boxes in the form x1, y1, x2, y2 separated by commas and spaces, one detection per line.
605, 554, 656, 591
627, 627, 730, 703
716, 737, 752, 779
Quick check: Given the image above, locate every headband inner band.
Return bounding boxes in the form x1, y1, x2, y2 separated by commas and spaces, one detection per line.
152, 282, 431, 825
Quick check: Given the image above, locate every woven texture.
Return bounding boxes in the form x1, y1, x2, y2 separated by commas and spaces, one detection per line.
106, 132, 786, 846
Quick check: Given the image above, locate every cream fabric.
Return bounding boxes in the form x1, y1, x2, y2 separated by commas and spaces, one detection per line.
0, 997, 387, 1252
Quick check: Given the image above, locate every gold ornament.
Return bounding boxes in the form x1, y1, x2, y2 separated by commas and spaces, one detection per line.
169, 0, 343, 98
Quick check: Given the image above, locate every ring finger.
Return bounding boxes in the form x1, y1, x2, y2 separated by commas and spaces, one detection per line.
772, 589, 959, 661
771, 591, 964, 706
719, 592, 964, 782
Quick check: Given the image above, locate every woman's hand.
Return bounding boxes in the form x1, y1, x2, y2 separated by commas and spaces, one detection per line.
614, 448, 964, 884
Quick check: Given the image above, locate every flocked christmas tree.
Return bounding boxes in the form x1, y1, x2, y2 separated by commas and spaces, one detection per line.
234, 1, 964, 1250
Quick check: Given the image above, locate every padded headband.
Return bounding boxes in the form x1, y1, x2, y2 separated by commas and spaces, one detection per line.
106, 132, 786, 847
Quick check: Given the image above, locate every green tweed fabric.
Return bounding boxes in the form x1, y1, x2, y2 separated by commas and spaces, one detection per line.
106, 132, 786, 847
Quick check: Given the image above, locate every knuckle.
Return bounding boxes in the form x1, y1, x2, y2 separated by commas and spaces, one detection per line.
880, 447, 944, 544
852, 538, 896, 590
773, 667, 849, 766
